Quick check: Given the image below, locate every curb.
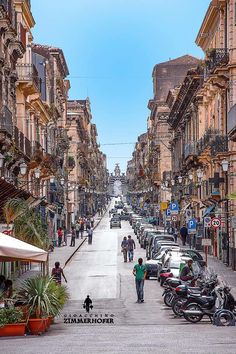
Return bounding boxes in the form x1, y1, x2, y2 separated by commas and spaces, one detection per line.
64, 205, 110, 267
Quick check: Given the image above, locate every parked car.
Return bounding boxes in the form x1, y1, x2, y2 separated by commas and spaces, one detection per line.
143, 230, 167, 249
119, 212, 130, 221
157, 255, 192, 282
137, 224, 153, 241
110, 217, 121, 229
109, 208, 117, 216
146, 234, 175, 259
140, 228, 155, 248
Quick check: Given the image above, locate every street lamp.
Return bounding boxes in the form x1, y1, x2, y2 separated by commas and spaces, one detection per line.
60, 177, 65, 185
221, 159, 229, 172
178, 176, 183, 184
20, 162, 27, 175
188, 173, 193, 181
34, 169, 41, 179
171, 179, 175, 186
0, 153, 4, 168
197, 168, 203, 180
50, 176, 55, 183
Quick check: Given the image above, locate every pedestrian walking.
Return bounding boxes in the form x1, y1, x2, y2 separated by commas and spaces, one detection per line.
75, 221, 80, 239
87, 226, 93, 244
79, 219, 85, 238
180, 224, 188, 246
86, 218, 91, 230
121, 236, 128, 262
133, 258, 147, 303
173, 227, 178, 243
91, 216, 95, 228
127, 235, 135, 262
57, 227, 63, 247
70, 226, 76, 247
51, 262, 67, 285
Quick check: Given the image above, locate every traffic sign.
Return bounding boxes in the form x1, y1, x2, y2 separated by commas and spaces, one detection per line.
160, 202, 168, 211
188, 218, 197, 234
166, 208, 171, 216
170, 202, 179, 214
171, 215, 178, 222
231, 216, 236, 229
186, 209, 192, 221
211, 217, 221, 228
202, 238, 212, 246
204, 217, 212, 228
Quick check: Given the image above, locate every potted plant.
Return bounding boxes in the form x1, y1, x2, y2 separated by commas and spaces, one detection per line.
0, 307, 26, 337
19, 276, 68, 335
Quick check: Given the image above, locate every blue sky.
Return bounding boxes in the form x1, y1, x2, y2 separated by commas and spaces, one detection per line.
31, 0, 210, 172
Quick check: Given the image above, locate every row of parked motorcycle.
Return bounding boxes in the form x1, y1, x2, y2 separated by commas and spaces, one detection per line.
129, 212, 236, 326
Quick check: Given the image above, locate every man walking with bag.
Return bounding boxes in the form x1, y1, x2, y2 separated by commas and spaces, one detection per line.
133, 258, 147, 303
127, 235, 135, 262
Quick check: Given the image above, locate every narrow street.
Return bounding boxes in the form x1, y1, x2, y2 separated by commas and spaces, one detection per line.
2, 205, 236, 354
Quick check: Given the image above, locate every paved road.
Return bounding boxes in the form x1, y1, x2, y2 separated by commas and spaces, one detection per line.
2, 206, 236, 354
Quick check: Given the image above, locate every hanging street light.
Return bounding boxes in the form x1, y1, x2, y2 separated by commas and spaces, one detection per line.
221, 159, 229, 172
178, 176, 183, 184
20, 162, 27, 175
35, 169, 41, 179
0, 153, 4, 168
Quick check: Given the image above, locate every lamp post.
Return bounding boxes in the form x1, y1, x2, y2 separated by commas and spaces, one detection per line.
221, 159, 230, 266
20, 162, 27, 176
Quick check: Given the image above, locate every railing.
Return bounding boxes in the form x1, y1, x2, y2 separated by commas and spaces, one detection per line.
25, 137, 32, 158
14, 126, 19, 148
0, 0, 8, 12
197, 128, 228, 155
184, 142, 198, 159
32, 140, 42, 154
205, 48, 229, 78
19, 131, 24, 153
16, 64, 40, 91
0, 105, 13, 136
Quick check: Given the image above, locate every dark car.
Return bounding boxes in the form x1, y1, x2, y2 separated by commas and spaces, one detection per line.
120, 212, 130, 221
146, 234, 175, 260
110, 217, 121, 229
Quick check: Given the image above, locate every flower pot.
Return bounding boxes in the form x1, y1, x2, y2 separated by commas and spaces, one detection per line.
28, 318, 45, 335
48, 315, 54, 325
0, 323, 26, 337
44, 317, 50, 331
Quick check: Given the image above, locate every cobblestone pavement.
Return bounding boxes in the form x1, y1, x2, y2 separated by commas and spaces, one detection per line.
2, 206, 236, 354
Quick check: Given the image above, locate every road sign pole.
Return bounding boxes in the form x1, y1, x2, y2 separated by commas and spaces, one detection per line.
205, 245, 208, 267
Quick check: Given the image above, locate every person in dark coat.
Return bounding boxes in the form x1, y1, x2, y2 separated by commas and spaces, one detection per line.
180, 225, 188, 246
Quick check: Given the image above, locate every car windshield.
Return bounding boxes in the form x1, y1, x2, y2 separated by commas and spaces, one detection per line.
169, 260, 181, 269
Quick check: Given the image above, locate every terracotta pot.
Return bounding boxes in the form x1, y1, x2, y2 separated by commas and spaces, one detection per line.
48, 315, 54, 325
28, 318, 45, 335
44, 317, 50, 331
0, 323, 26, 337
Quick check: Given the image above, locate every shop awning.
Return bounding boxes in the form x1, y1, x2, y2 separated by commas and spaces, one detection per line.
203, 205, 215, 218
0, 233, 47, 262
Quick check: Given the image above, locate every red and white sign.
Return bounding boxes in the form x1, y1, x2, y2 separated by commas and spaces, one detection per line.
211, 217, 221, 229
171, 215, 178, 222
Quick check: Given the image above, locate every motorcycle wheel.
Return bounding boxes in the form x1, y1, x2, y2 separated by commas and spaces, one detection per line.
164, 292, 174, 307
183, 303, 203, 323
172, 298, 185, 317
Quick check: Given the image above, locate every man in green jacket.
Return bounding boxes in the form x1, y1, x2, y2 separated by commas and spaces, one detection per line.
133, 258, 147, 303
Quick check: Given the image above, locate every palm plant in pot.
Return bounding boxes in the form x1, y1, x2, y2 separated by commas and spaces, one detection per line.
0, 307, 25, 337
19, 276, 69, 334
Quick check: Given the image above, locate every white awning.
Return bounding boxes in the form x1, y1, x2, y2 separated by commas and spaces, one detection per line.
0, 233, 47, 263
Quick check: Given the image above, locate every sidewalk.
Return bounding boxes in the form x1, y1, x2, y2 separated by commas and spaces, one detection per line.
206, 254, 236, 297
15, 206, 110, 285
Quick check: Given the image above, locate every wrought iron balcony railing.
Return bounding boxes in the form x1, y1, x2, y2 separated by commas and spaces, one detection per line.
0, 105, 13, 136
205, 48, 229, 78
197, 128, 228, 155
16, 63, 40, 91
184, 142, 198, 159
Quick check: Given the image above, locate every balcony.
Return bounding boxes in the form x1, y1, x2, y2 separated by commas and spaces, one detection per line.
32, 140, 43, 154
228, 103, 236, 140
184, 142, 198, 159
197, 128, 228, 155
205, 48, 229, 78
16, 63, 40, 94
0, 106, 13, 136
25, 137, 32, 159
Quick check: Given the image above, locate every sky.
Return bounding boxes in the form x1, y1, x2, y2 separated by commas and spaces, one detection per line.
31, 0, 210, 173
